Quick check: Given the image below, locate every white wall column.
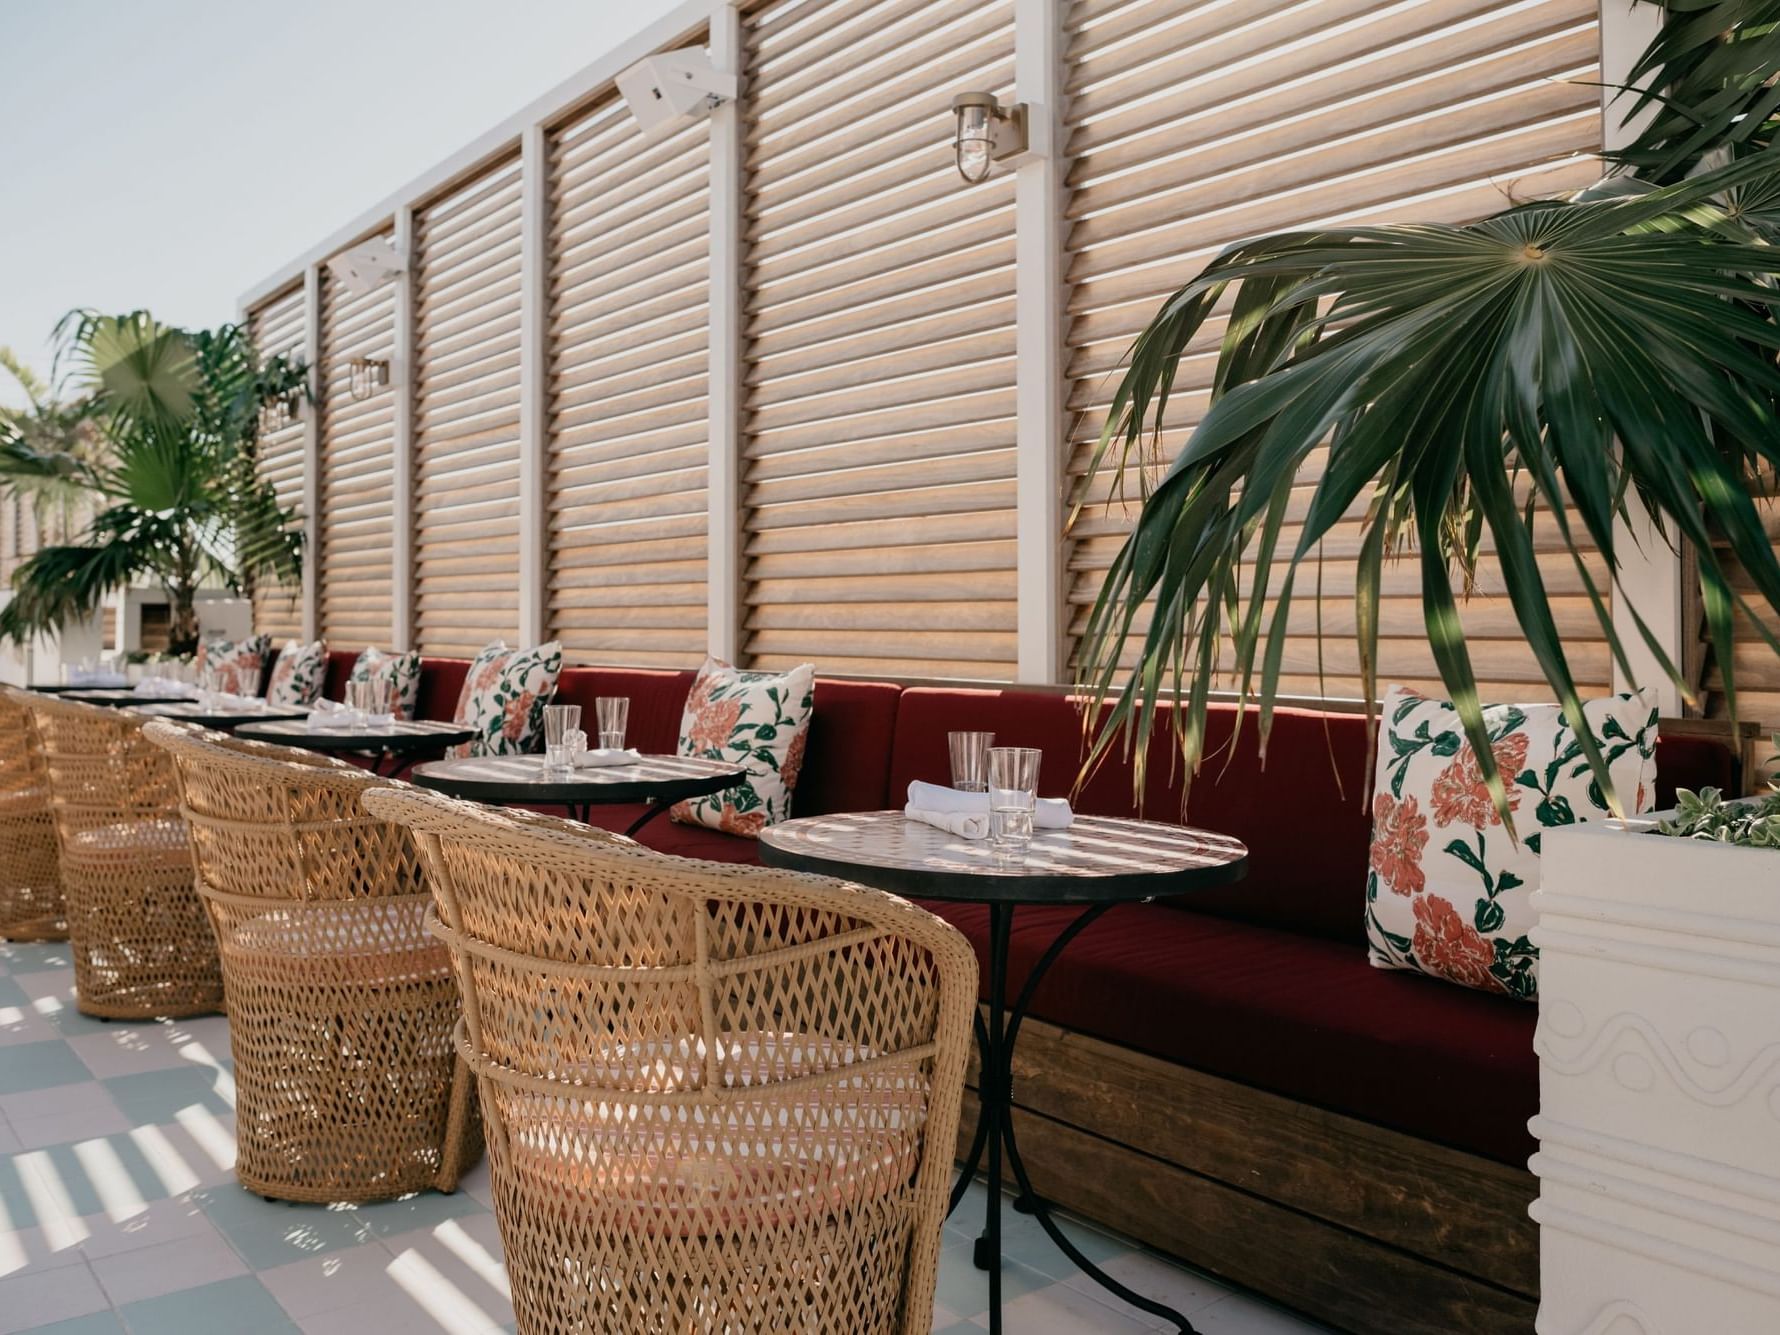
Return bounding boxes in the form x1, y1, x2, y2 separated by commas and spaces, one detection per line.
1014, 0, 1065, 684
1602, 0, 1685, 711
706, 0, 745, 664
391, 208, 417, 651
517, 123, 550, 648
300, 264, 322, 644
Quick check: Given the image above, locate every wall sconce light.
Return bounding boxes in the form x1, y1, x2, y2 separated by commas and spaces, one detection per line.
952, 92, 1028, 183
346, 357, 390, 402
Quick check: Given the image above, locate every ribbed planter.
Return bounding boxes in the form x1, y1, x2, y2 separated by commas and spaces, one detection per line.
1530, 822, 1780, 1335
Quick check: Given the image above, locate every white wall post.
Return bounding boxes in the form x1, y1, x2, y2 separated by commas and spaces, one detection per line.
707, 0, 745, 664
1014, 0, 1066, 684
517, 124, 550, 648
300, 264, 322, 645
1602, 0, 1685, 712
391, 208, 417, 651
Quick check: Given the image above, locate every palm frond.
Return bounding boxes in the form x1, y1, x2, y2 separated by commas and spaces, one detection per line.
1076, 146, 1780, 827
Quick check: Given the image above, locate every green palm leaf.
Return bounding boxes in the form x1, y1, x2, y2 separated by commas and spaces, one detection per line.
1076, 147, 1780, 827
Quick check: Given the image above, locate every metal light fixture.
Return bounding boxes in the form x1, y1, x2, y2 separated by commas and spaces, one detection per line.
346, 357, 390, 402
256, 392, 301, 435
952, 92, 1028, 183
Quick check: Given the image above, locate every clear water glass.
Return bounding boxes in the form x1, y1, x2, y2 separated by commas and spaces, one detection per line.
545, 704, 583, 775
345, 680, 374, 729
364, 675, 393, 723
948, 731, 995, 793
595, 697, 629, 751
988, 746, 1041, 864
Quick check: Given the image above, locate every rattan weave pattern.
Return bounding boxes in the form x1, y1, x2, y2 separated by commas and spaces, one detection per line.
21, 691, 219, 1018
363, 786, 978, 1335
143, 722, 482, 1203
0, 690, 64, 941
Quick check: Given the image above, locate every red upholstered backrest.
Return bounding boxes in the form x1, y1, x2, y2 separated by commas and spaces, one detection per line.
1653, 734, 1741, 806
796, 679, 901, 815
555, 667, 697, 753
321, 650, 357, 703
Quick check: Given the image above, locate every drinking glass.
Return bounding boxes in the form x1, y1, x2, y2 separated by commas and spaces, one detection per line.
544, 704, 583, 775
988, 746, 1041, 863
345, 680, 374, 730
948, 731, 995, 792
365, 675, 393, 723
595, 697, 629, 751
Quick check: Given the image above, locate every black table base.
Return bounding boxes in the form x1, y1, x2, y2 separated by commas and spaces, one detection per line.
557, 799, 672, 836
951, 901, 1197, 1335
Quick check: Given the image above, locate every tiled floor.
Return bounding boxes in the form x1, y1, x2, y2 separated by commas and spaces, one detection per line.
0, 938, 1332, 1334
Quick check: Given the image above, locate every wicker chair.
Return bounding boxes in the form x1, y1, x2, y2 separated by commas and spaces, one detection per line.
0, 690, 64, 941
143, 721, 482, 1203
363, 786, 977, 1335
24, 692, 219, 1018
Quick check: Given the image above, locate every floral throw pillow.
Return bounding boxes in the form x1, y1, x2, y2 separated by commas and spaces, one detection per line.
671, 657, 815, 838
1366, 685, 1657, 1001
349, 648, 423, 722
266, 639, 327, 706
451, 641, 562, 758
196, 634, 270, 695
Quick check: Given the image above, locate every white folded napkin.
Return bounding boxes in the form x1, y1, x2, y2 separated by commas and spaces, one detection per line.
575, 747, 643, 768
197, 690, 260, 713
905, 806, 991, 839
306, 701, 361, 731
133, 677, 195, 699
905, 780, 1074, 830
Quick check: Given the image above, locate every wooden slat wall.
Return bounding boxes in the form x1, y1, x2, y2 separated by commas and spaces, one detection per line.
739, 0, 1021, 680
247, 282, 307, 641
413, 154, 525, 657
545, 91, 710, 667
317, 250, 398, 650
1062, 0, 1608, 700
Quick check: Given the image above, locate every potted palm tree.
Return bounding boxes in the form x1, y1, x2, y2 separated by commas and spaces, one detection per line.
0, 312, 307, 657
1076, 5, 1780, 1328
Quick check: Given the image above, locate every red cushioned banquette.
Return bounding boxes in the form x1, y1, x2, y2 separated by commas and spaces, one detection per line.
307, 650, 1737, 1165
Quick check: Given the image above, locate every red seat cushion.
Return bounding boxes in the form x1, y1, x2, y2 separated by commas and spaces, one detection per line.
576, 804, 764, 864
921, 897, 1537, 1165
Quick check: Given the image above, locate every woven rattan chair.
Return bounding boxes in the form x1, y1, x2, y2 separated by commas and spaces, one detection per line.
363, 786, 976, 1335
0, 690, 64, 941
25, 692, 219, 1018
143, 721, 482, 1203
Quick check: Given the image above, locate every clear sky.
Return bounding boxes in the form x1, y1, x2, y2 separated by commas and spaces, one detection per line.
0, 0, 683, 406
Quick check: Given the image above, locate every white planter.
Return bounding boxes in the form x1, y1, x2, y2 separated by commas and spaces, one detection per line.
1531, 822, 1780, 1335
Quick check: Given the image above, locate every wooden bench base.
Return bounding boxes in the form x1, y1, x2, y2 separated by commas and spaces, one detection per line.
958, 1016, 1538, 1335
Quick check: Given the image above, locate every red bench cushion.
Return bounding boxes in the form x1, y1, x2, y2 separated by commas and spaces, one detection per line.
920, 897, 1538, 1165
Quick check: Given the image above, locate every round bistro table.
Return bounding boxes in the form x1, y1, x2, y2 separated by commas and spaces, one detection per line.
409, 753, 747, 835
233, 718, 478, 777
61, 688, 191, 708
758, 810, 1248, 1335
130, 701, 313, 732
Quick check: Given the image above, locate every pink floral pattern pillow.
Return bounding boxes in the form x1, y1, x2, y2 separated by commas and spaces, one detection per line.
266, 638, 326, 706
451, 641, 562, 758
1366, 686, 1657, 1000
671, 658, 815, 838
196, 634, 270, 695
349, 648, 422, 721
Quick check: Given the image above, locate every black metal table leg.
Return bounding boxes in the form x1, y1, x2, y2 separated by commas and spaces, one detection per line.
955, 900, 1198, 1335
623, 801, 667, 836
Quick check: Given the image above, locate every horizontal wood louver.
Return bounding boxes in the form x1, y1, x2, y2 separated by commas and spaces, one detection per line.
247, 282, 307, 641
1703, 501, 1780, 754
317, 253, 398, 651
545, 89, 710, 667
739, 0, 1020, 680
413, 154, 525, 658
1063, 0, 1607, 701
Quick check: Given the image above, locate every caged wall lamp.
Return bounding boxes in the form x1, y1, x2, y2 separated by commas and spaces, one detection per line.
951, 92, 1028, 183
345, 357, 390, 402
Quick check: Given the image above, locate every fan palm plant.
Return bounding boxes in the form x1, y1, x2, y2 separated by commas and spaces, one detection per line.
1076, 1, 1780, 821
0, 313, 307, 656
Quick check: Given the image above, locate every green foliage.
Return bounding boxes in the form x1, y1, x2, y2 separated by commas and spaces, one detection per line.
1075, 3, 1780, 824
1655, 785, 1780, 846
0, 312, 307, 652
